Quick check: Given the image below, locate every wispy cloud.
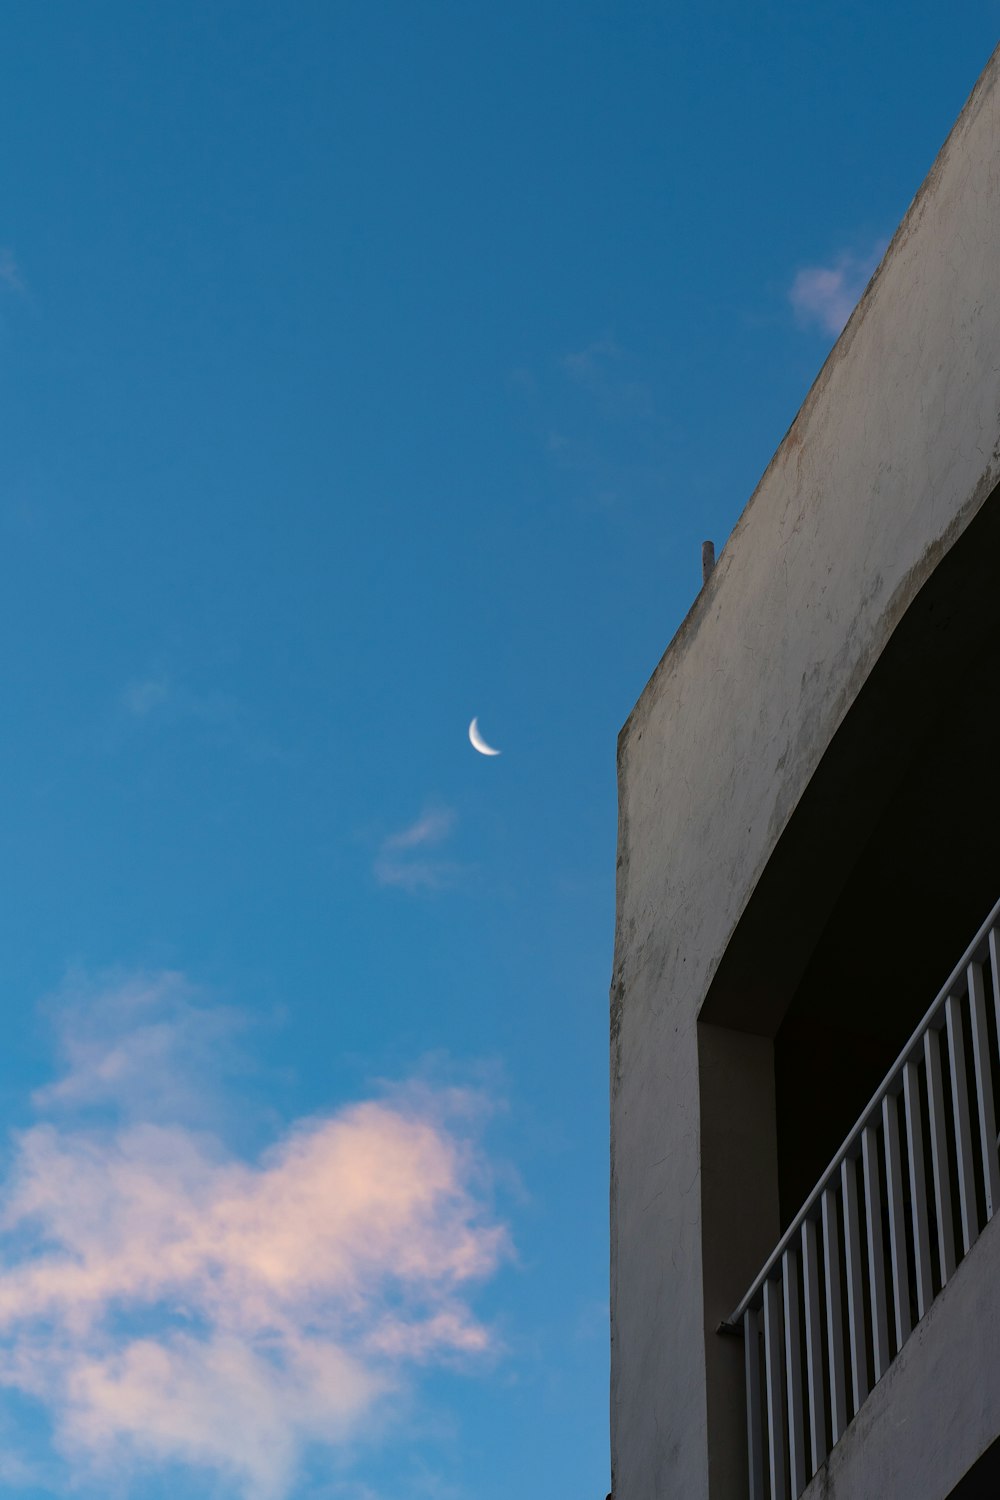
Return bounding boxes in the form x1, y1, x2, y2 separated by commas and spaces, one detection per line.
116, 673, 293, 766
33, 970, 248, 1127
121, 678, 171, 717
559, 336, 654, 421
374, 808, 464, 892
0, 249, 23, 295
381, 809, 456, 854
0, 975, 508, 1498
560, 336, 621, 387
512, 334, 676, 514
120, 675, 237, 729
788, 242, 886, 336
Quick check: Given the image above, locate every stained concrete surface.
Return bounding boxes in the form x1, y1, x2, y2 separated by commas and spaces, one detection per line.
612, 43, 1000, 1500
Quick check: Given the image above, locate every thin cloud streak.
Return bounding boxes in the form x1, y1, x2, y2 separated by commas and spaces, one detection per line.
374, 808, 466, 892
382, 809, 456, 853
115, 673, 295, 768
0, 250, 23, 294
0, 976, 509, 1499
120, 675, 238, 730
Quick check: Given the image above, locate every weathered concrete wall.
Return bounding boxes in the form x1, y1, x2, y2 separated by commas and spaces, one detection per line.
611, 45, 1000, 1500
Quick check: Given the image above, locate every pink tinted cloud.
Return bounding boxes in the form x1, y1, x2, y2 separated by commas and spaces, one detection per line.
32, 969, 246, 1125
0, 976, 509, 1498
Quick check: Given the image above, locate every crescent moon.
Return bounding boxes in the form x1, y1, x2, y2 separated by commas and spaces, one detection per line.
468, 717, 501, 756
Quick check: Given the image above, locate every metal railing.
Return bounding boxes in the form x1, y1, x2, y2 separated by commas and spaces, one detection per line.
722, 894, 1000, 1500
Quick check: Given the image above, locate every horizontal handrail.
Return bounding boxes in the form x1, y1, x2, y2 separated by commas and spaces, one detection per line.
722, 888, 1000, 1332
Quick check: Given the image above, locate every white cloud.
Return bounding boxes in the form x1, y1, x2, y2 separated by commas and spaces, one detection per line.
788, 243, 886, 336
381, 809, 456, 853
374, 808, 465, 892
0, 976, 508, 1498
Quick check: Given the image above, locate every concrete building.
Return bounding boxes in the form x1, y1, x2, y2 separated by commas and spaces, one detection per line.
611, 45, 1000, 1500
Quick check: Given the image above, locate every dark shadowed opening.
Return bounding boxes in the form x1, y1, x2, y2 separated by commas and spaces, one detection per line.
699, 479, 1000, 1227
950, 1431, 1000, 1500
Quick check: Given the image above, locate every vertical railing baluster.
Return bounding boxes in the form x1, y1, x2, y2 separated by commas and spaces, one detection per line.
801, 1217, 827, 1475
903, 1059, 933, 1317
905, 1062, 935, 1320
946, 992, 979, 1255
969, 959, 1000, 1221
821, 1186, 847, 1445
782, 1247, 807, 1497
745, 1306, 765, 1500
989, 929, 1000, 1039
764, 1276, 788, 1500
841, 1155, 869, 1413
925, 1026, 957, 1283
862, 1124, 890, 1381
882, 1089, 912, 1349
730, 908, 1000, 1496
991, 928, 1000, 1183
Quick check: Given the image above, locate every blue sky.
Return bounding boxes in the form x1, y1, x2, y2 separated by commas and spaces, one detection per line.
0, 5, 997, 1497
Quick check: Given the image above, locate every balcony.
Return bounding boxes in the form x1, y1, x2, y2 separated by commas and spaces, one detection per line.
723, 895, 1000, 1500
